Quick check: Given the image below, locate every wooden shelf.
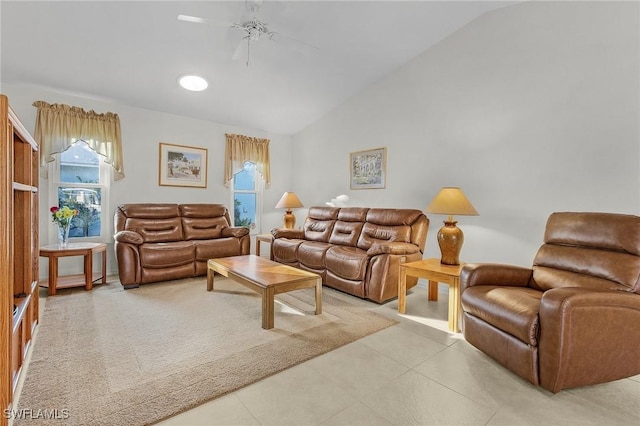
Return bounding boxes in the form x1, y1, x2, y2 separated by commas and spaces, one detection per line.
1, 94, 39, 424
12, 182, 37, 192
39, 272, 104, 289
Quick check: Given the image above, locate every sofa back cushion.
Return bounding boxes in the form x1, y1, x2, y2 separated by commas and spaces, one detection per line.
180, 204, 230, 240
329, 208, 368, 246
303, 207, 339, 242
532, 212, 640, 293
115, 204, 184, 243
356, 208, 425, 250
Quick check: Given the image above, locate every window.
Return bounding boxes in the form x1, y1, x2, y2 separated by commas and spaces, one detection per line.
230, 162, 263, 233
50, 140, 110, 241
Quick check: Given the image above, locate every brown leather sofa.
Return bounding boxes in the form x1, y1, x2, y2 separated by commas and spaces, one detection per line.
460, 212, 640, 393
271, 206, 429, 303
114, 203, 250, 288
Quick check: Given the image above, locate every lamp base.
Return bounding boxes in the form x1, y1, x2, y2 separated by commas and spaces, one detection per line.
283, 210, 296, 229
437, 220, 464, 265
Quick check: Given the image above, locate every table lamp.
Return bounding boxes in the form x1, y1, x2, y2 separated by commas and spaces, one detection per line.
275, 192, 304, 229
425, 187, 478, 265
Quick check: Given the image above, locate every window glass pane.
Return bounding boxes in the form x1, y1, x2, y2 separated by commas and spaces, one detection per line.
60, 141, 100, 183
234, 193, 256, 229
233, 162, 256, 191
58, 187, 102, 237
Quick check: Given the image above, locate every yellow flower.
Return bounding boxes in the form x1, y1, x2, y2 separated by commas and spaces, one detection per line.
50, 205, 78, 227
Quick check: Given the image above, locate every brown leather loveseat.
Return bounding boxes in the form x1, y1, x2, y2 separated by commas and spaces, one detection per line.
114, 203, 250, 288
271, 206, 429, 303
460, 212, 640, 393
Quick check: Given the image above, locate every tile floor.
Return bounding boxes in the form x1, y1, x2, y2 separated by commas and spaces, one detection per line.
154, 282, 640, 426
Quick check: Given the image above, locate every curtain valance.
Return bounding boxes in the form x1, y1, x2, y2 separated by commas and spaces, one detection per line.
33, 100, 125, 180
224, 133, 271, 188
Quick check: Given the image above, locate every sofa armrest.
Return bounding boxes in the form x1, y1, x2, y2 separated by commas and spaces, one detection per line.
271, 228, 304, 239
538, 288, 640, 392
114, 230, 144, 245
221, 226, 250, 238
460, 263, 533, 293
366, 242, 419, 256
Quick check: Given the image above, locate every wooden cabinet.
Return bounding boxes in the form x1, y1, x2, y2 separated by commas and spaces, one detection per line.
1, 94, 39, 423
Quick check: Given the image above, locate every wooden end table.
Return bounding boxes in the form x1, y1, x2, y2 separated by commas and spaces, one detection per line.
207, 255, 322, 329
39, 242, 107, 296
255, 233, 274, 257
398, 258, 464, 332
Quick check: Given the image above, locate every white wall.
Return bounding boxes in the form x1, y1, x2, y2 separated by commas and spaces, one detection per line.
291, 1, 640, 266
0, 82, 293, 276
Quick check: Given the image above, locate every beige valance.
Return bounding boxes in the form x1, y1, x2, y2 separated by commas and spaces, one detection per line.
33, 101, 125, 180
224, 133, 271, 188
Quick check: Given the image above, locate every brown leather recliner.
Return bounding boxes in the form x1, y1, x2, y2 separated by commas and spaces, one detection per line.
460, 212, 640, 393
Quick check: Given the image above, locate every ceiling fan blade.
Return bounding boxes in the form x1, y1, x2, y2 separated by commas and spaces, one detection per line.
177, 14, 231, 28
272, 32, 320, 51
232, 37, 250, 64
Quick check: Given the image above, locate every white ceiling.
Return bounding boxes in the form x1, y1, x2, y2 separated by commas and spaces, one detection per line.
1, 1, 515, 135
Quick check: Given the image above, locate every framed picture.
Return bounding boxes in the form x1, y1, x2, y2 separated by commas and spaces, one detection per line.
350, 147, 387, 189
159, 142, 208, 188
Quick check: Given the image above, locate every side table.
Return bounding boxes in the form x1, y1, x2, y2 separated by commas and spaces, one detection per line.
39, 242, 107, 296
255, 233, 274, 257
398, 258, 464, 332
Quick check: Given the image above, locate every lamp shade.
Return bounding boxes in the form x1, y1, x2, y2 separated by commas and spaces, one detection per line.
426, 187, 478, 216
275, 192, 304, 209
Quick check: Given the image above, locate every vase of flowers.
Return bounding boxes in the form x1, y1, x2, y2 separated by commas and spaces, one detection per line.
50, 206, 78, 248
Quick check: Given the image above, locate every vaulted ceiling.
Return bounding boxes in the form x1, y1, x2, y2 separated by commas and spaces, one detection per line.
1, 1, 515, 135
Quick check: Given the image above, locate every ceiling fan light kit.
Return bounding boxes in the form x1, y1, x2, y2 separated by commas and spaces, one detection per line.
178, 75, 208, 91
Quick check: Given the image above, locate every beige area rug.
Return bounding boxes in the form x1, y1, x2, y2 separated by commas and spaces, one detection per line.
15, 277, 397, 425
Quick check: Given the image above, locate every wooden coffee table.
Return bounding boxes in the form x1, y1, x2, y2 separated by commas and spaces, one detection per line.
207, 255, 322, 329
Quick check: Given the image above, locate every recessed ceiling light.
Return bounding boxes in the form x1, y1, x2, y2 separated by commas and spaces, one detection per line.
178, 75, 208, 91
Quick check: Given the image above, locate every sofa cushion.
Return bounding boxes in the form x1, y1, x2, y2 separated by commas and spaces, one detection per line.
302, 206, 339, 242
325, 246, 368, 281
303, 218, 336, 242
366, 208, 424, 226
140, 241, 195, 268
182, 217, 228, 240
329, 221, 364, 247
180, 204, 228, 218
298, 241, 332, 269
118, 204, 180, 219
272, 238, 304, 263
462, 285, 542, 346
357, 222, 411, 251
126, 217, 183, 243
195, 238, 243, 261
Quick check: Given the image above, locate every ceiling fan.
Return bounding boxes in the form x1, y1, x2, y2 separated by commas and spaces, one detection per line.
178, 0, 317, 66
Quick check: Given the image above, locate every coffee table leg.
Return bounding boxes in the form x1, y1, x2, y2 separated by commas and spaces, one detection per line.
314, 277, 322, 315
428, 280, 439, 301
262, 287, 275, 329
207, 267, 214, 291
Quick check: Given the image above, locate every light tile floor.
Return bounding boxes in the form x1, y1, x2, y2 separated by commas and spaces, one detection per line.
156, 282, 640, 426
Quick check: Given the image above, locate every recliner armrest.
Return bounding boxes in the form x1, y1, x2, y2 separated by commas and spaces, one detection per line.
221, 226, 250, 238
271, 228, 304, 239
366, 242, 419, 256
460, 263, 533, 293
114, 230, 144, 245
539, 288, 640, 393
